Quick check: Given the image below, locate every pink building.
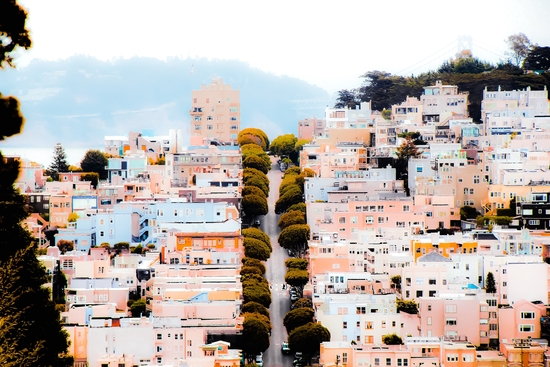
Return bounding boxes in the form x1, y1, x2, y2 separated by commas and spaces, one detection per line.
498, 299, 548, 341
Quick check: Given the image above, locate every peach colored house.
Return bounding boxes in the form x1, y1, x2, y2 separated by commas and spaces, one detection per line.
320, 341, 412, 367
499, 337, 546, 367
190, 77, 240, 145
417, 295, 489, 346
298, 116, 325, 139
300, 142, 369, 178
498, 299, 548, 341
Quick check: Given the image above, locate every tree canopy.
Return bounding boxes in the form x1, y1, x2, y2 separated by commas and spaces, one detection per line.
241, 301, 270, 318
285, 258, 309, 270
46, 143, 69, 181
292, 298, 313, 309
382, 333, 403, 345
396, 299, 418, 314
288, 322, 330, 359
278, 224, 310, 256
243, 154, 270, 174
0, 3, 72, 365
80, 149, 109, 180
241, 194, 268, 218
278, 210, 306, 230
242, 284, 271, 308
283, 307, 315, 334
485, 272, 496, 294
506, 32, 534, 67
285, 269, 309, 290
241, 143, 271, 169
238, 128, 270, 151
275, 185, 304, 214
270, 133, 299, 162
242, 228, 271, 251
242, 316, 270, 362
242, 185, 266, 199
243, 237, 271, 261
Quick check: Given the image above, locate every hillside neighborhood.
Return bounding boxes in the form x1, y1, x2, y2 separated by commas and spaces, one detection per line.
5, 72, 550, 367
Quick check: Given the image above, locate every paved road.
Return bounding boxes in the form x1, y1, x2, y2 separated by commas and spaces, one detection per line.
262, 161, 294, 367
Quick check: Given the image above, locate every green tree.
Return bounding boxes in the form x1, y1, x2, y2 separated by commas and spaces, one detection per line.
130, 299, 147, 317
382, 333, 403, 345
67, 212, 79, 222
242, 185, 267, 199
278, 224, 310, 256
241, 301, 270, 318
506, 33, 533, 67
292, 298, 313, 309
244, 237, 271, 261
275, 185, 304, 214
80, 149, 109, 180
270, 134, 299, 162
283, 307, 314, 334
285, 258, 309, 270
523, 46, 550, 71
278, 210, 306, 230
241, 194, 268, 218
99, 242, 111, 249
287, 202, 306, 214
243, 176, 269, 197
394, 136, 422, 196
396, 299, 418, 314
241, 257, 266, 275
460, 205, 480, 220
81, 172, 99, 189
0, 3, 72, 364
334, 89, 359, 109
242, 274, 269, 288
241, 144, 271, 169
242, 312, 272, 334
285, 269, 309, 292
238, 128, 270, 151
57, 239, 74, 254
243, 154, 269, 174
131, 244, 143, 254
381, 108, 392, 120
242, 228, 271, 251
390, 275, 402, 291
46, 143, 69, 181
240, 266, 263, 277
238, 133, 266, 150
242, 316, 270, 363
288, 322, 330, 363
242, 284, 271, 308
486, 272, 496, 294
301, 167, 315, 177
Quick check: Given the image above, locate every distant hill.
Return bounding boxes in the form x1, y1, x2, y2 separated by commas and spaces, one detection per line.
0, 56, 332, 149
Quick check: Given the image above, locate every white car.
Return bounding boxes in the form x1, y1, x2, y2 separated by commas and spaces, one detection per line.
255, 353, 263, 367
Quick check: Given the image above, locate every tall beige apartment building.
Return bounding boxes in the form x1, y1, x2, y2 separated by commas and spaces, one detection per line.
190, 77, 240, 145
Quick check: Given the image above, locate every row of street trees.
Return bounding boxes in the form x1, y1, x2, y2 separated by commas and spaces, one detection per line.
240, 215, 273, 362
269, 133, 309, 165
239, 129, 271, 224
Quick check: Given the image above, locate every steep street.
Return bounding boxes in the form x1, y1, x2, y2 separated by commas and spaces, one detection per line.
262, 159, 293, 367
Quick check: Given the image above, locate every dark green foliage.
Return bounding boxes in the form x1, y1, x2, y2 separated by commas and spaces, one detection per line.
243, 167, 270, 197
523, 46, 550, 71
288, 322, 330, 359
241, 274, 269, 288
287, 202, 306, 214
284, 166, 301, 176
242, 185, 267, 199
240, 266, 263, 277
241, 194, 268, 218
241, 301, 270, 318
292, 298, 313, 309
275, 185, 303, 214
270, 134, 299, 163
57, 239, 74, 254
242, 284, 272, 308
460, 205, 481, 220
241, 257, 266, 275
278, 210, 306, 230
486, 272, 496, 294
278, 224, 310, 255
241, 144, 271, 170
437, 57, 494, 74
242, 228, 271, 251
334, 89, 360, 109
0, 0, 32, 68
242, 316, 270, 362
0, 5, 72, 363
285, 258, 309, 270
46, 143, 69, 181
283, 307, 315, 334
242, 312, 271, 334
390, 275, 401, 291
243, 237, 271, 261
396, 299, 418, 314
130, 299, 147, 317
80, 149, 109, 180
81, 172, 99, 188
238, 128, 270, 151
243, 154, 270, 174
382, 333, 403, 345
285, 269, 309, 290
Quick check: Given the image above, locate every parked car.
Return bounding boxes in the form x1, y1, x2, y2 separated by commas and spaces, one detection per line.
290, 291, 299, 302
253, 219, 261, 227
281, 342, 291, 354
255, 353, 263, 367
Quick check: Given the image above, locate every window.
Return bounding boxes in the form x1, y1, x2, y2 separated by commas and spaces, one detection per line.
447, 354, 458, 362
357, 307, 366, 314
157, 333, 162, 340
397, 358, 408, 366
382, 320, 386, 328
519, 324, 533, 332
445, 304, 457, 313
403, 205, 410, 212
343, 321, 347, 329
416, 290, 423, 297
365, 321, 373, 329
463, 354, 474, 362
429, 278, 436, 285
366, 216, 374, 224
386, 358, 392, 366
446, 318, 457, 325
187, 340, 192, 346
207, 125, 213, 130
521, 312, 535, 319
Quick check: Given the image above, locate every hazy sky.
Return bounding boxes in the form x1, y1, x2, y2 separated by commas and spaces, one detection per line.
16, 0, 550, 93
